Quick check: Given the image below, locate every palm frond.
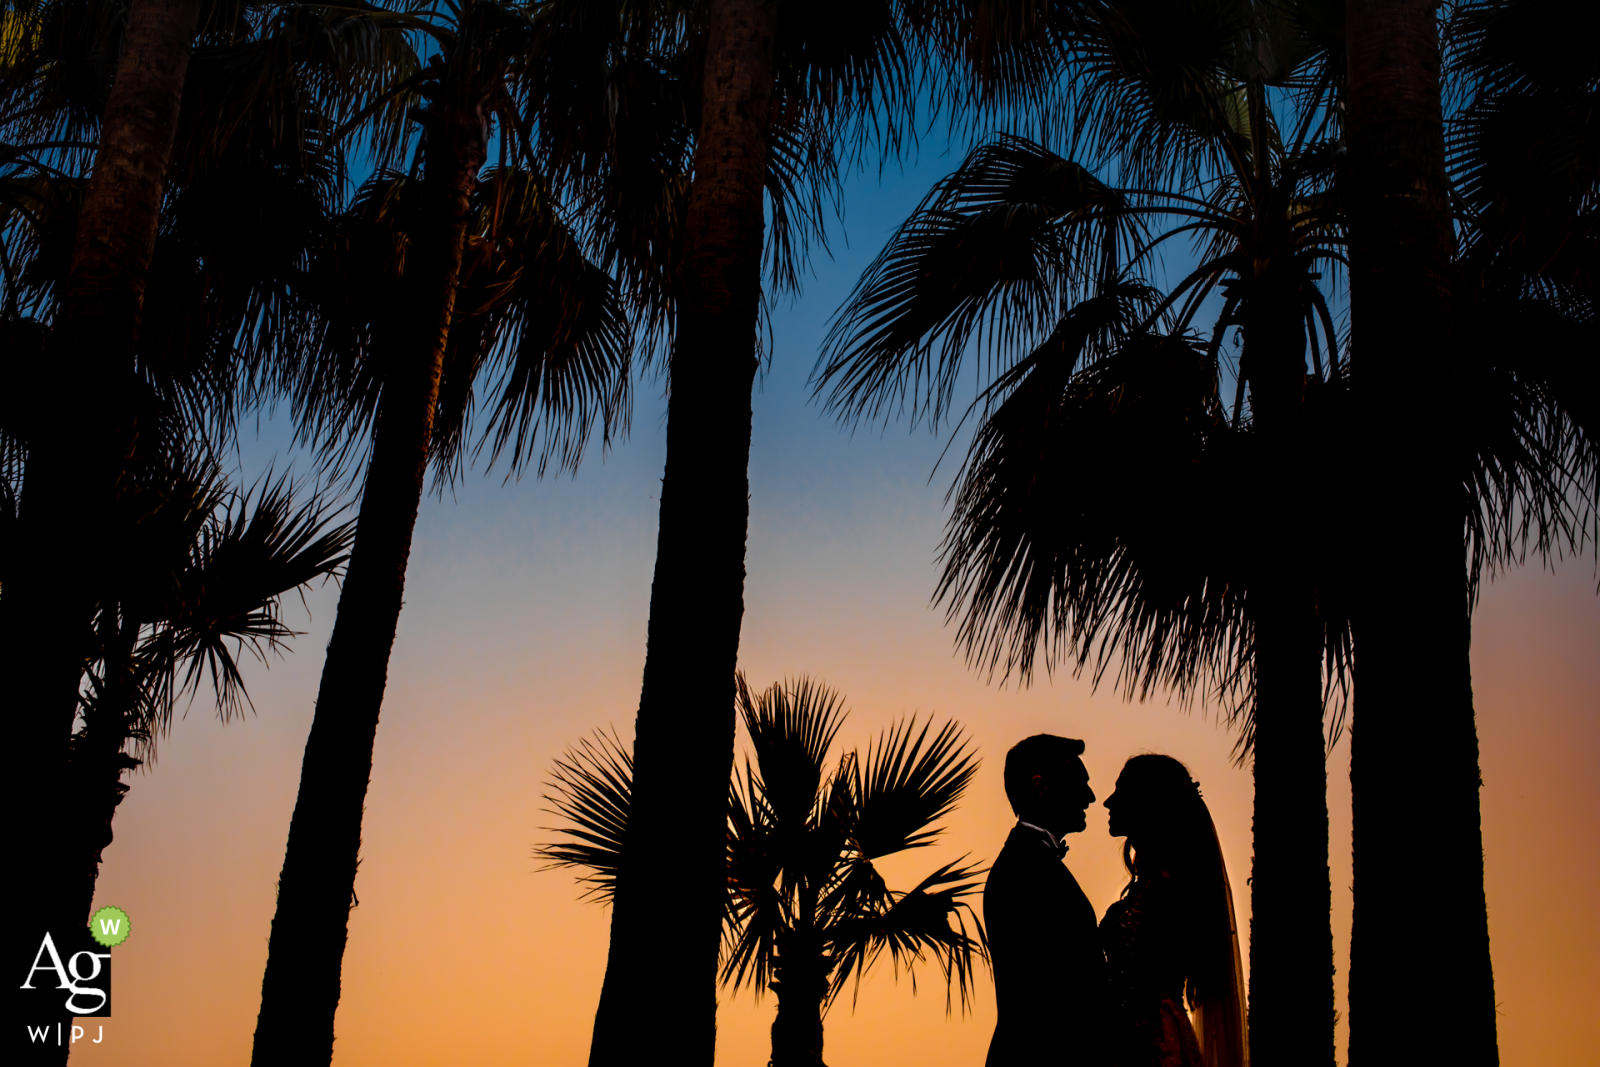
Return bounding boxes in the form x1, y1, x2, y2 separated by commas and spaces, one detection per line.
1444, 0, 1600, 586
937, 324, 1252, 707
157, 470, 355, 723
1454, 276, 1600, 594
444, 165, 634, 481
537, 727, 633, 905
851, 716, 978, 858
1065, 0, 1260, 189
826, 855, 989, 1014
723, 756, 786, 996
738, 672, 848, 830
817, 134, 1135, 429
1447, 0, 1598, 297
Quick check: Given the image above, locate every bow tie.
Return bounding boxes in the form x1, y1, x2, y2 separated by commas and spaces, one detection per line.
1018, 820, 1067, 859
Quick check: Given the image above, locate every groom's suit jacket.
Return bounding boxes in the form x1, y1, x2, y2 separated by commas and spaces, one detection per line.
984, 822, 1109, 1067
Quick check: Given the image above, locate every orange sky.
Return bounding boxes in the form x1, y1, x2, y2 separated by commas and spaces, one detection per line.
65, 152, 1600, 1066
71, 450, 1598, 1067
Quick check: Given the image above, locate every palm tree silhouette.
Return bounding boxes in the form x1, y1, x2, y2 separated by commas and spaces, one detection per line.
538, 4, 931, 1060
248, 159, 628, 1062
818, 8, 1594, 1065
540, 674, 987, 1067
1344, 2, 1598, 1062
1341, 6, 1470, 1055
61, 467, 354, 922
1, 0, 210, 946
0, 0, 412, 1002
247, 6, 632, 1060
0, 327, 351, 1059
815, 49, 1351, 1059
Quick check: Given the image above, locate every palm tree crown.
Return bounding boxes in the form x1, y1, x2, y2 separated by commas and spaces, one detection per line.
540, 673, 987, 1067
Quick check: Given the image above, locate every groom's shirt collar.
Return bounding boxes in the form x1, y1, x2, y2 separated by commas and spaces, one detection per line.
1016, 819, 1067, 859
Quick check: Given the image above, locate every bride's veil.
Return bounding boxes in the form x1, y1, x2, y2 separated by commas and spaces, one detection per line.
1188, 802, 1250, 1067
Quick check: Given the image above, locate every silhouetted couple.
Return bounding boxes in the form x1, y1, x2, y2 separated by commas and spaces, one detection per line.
984, 736, 1248, 1067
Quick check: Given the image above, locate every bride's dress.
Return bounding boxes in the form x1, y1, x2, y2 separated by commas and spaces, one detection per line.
1100, 873, 1205, 1067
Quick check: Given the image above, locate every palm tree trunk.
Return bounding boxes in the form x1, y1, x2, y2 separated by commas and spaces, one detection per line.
586, 3, 778, 1065
62, 622, 143, 924
7, 0, 204, 739
3, 4, 201, 1056
62, 742, 140, 918
1249, 583, 1333, 1067
249, 105, 486, 1067
769, 885, 827, 1066
1243, 287, 1335, 1067
769, 970, 827, 1067
1345, 3, 1497, 1064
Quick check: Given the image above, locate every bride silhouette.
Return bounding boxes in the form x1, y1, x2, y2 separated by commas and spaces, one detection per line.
1100, 755, 1249, 1067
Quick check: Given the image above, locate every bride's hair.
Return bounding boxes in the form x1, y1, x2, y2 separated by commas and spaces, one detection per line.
1115, 754, 1250, 1067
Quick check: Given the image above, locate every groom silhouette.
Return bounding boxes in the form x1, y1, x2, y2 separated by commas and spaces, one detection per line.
984, 735, 1108, 1066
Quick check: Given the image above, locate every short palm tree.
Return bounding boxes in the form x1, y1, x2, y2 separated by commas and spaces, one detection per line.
539, 674, 987, 1067
0, 340, 350, 1063
62, 464, 354, 921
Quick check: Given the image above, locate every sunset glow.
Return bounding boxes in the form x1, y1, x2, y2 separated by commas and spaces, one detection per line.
71, 245, 1599, 1064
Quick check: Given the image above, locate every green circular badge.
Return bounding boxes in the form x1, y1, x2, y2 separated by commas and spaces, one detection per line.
89, 906, 131, 948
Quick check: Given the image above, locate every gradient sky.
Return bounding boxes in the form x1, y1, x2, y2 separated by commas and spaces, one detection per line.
71, 145, 1599, 1067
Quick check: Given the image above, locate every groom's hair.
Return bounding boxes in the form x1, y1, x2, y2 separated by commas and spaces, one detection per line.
1004, 734, 1086, 814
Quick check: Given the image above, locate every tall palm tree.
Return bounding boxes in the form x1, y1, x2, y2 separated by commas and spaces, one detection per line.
581, 1, 782, 1060
1342, 4, 1482, 1064
3, 0, 208, 948
0, 0, 414, 439
2, 76, 361, 1066
247, 4, 632, 1057
1, 5, 625, 1059
540, 675, 988, 1067
815, 28, 1350, 1060
1344, 2, 1598, 1063
1, 13, 410, 1037
529, 3, 927, 1062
